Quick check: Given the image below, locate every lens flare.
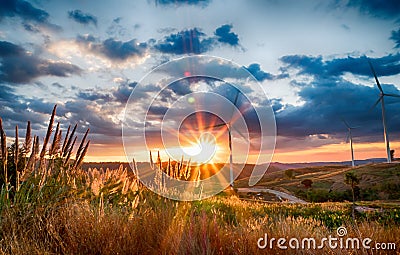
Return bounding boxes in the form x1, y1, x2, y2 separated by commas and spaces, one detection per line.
182, 132, 219, 164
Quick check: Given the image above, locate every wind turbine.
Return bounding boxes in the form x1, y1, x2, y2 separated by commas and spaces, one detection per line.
205, 89, 251, 188
342, 119, 357, 167
368, 59, 400, 163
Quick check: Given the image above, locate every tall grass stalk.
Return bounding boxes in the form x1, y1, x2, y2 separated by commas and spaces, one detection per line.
0, 117, 8, 200
39, 105, 56, 169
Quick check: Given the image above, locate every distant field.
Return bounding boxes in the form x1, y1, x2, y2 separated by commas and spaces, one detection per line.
235, 162, 400, 203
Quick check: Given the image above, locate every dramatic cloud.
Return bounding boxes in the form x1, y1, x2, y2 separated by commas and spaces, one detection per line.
68, 10, 97, 26
390, 28, 400, 48
147, 105, 169, 116
154, 28, 212, 54
347, 0, 400, 18
77, 90, 112, 102
112, 82, 137, 103
0, 86, 60, 131
0, 0, 59, 30
275, 77, 400, 141
154, 25, 241, 55
76, 34, 148, 61
275, 53, 400, 143
76, 82, 138, 104
214, 24, 239, 46
168, 80, 193, 96
61, 100, 122, 138
0, 41, 82, 84
280, 54, 400, 78
245, 63, 288, 81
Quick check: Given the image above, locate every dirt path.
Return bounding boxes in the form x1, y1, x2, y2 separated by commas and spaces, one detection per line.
237, 187, 308, 204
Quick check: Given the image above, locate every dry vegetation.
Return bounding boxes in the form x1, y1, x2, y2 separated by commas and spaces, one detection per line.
0, 107, 399, 254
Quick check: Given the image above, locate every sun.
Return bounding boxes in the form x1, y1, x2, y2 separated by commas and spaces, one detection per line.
182, 132, 220, 164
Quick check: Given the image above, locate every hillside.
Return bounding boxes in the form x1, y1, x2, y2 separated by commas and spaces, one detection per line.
235, 163, 400, 202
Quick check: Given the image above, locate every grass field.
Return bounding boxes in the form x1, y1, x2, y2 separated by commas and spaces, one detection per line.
0, 163, 399, 254
0, 108, 399, 254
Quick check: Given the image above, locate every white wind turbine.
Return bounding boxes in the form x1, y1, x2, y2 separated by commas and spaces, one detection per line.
342, 119, 357, 167
368, 59, 400, 163
205, 90, 252, 188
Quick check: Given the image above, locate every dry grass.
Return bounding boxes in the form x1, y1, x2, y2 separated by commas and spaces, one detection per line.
1, 106, 399, 254
0, 190, 399, 255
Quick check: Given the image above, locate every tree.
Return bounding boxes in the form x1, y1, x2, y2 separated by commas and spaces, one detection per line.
301, 179, 313, 188
390, 150, 395, 162
285, 169, 295, 179
344, 171, 360, 220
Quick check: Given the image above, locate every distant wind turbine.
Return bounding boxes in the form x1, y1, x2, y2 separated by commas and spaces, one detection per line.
368, 59, 400, 163
342, 119, 357, 167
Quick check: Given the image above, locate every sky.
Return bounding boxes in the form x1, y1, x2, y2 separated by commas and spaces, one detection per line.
0, 0, 400, 163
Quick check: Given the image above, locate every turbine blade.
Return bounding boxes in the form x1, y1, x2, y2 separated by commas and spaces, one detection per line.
384, 93, 400, 98
345, 132, 350, 143
341, 118, 350, 128
233, 89, 240, 106
231, 125, 257, 150
203, 123, 227, 129
369, 96, 382, 112
367, 59, 383, 93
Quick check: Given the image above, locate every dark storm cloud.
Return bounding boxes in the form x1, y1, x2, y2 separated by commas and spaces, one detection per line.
0, 0, 48, 22
147, 105, 169, 116
347, 0, 400, 18
77, 90, 112, 102
154, 0, 210, 7
274, 51, 400, 143
275, 77, 400, 142
68, 10, 97, 26
112, 82, 137, 103
0, 86, 49, 131
62, 100, 122, 137
75, 82, 139, 104
0, 41, 82, 84
0, 84, 19, 102
0, 0, 60, 31
280, 54, 400, 78
22, 22, 40, 32
0, 92, 122, 142
390, 28, 400, 48
270, 99, 284, 112
168, 80, 192, 95
214, 24, 239, 46
0, 40, 24, 56
154, 25, 242, 55
154, 28, 213, 54
76, 34, 148, 61
245, 63, 288, 81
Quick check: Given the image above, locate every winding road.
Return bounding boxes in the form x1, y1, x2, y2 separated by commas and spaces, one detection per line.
237, 187, 308, 204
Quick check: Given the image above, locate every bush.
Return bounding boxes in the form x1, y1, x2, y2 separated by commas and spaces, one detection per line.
301, 179, 313, 188
284, 169, 295, 179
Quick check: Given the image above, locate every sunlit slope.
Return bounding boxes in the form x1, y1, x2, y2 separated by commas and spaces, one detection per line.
235, 163, 400, 201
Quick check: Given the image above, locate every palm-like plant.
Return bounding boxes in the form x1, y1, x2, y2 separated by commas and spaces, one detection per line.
344, 171, 360, 220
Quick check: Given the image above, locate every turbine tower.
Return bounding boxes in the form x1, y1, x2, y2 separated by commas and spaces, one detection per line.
368, 59, 400, 163
206, 89, 250, 188
342, 119, 357, 167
